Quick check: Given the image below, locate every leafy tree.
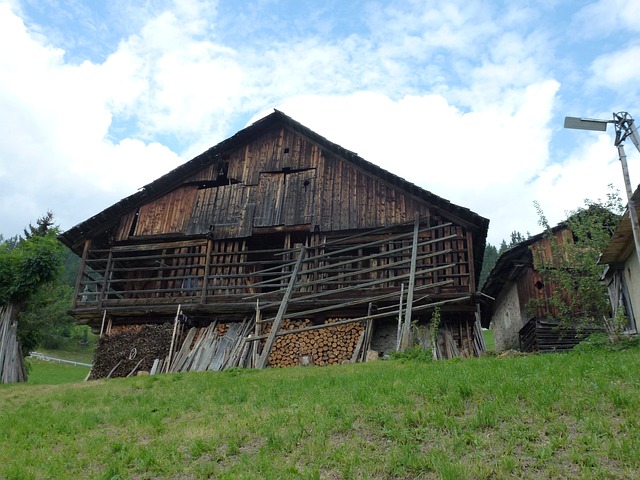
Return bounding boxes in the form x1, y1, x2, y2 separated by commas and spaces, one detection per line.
23, 210, 56, 239
18, 283, 75, 350
0, 213, 70, 355
531, 187, 623, 329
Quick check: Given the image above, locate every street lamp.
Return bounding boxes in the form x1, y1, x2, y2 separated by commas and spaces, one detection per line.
564, 112, 640, 264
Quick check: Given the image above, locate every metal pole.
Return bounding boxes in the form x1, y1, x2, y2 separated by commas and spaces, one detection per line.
617, 144, 640, 267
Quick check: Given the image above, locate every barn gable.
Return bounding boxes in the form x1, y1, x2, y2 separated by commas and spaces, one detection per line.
60, 111, 487, 266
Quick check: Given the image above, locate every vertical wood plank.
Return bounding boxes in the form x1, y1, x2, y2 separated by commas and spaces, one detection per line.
401, 213, 420, 349
256, 246, 306, 369
73, 239, 92, 309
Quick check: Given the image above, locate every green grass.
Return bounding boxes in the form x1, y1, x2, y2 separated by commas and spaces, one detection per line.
26, 359, 90, 385
482, 328, 495, 351
2, 343, 640, 479
35, 331, 98, 364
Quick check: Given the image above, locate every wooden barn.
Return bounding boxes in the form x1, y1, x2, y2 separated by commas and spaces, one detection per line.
59, 111, 489, 377
481, 227, 600, 353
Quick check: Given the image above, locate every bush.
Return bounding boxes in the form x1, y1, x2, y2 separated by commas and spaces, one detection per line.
575, 332, 640, 352
389, 346, 433, 362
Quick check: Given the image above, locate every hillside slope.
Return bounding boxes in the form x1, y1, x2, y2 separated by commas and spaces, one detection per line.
2, 343, 640, 479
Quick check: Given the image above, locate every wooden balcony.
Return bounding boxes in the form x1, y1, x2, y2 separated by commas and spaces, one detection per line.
71, 220, 475, 323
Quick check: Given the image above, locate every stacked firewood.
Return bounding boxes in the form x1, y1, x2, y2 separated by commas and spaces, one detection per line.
89, 323, 173, 379
266, 318, 365, 367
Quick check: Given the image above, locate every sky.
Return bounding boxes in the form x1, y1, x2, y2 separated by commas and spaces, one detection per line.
1, 0, 639, 246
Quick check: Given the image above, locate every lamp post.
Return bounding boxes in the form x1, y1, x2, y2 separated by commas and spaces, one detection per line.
564, 112, 640, 264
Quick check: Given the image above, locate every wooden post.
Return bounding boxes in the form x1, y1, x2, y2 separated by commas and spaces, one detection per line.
396, 283, 404, 351
253, 299, 261, 367
99, 310, 107, 338
201, 238, 213, 304
72, 239, 91, 309
256, 246, 306, 369
401, 213, 420, 349
362, 302, 374, 362
99, 250, 113, 309
165, 304, 182, 373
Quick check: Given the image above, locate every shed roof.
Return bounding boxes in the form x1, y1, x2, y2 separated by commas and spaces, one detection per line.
59, 110, 489, 253
599, 186, 640, 265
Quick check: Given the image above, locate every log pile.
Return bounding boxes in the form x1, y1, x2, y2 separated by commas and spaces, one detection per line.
89, 323, 173, 379
89, 315, 370, 378
265, 318, 365, 367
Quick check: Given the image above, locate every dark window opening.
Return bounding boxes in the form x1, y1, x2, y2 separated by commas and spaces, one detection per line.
195, 178, 240, 189
128, 208, 140, 237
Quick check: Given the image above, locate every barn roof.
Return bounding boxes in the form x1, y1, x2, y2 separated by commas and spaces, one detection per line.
59, 110, 489, 254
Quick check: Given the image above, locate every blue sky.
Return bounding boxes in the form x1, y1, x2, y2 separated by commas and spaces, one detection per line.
1, 0, 639, 245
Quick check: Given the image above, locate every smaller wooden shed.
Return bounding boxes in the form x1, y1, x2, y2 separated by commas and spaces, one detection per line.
481, 226, 598, 352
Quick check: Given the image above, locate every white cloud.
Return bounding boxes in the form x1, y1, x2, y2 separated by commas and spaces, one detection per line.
1, 0, 635, 252
534, 133, 639, 223
265, 79, 559, 244
573, 0, 640, 36
0, 2, 185, 234
589, 44, 640, 90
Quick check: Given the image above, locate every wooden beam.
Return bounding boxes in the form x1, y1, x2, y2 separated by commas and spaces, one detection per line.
165, 304, 182, 373
401, 213, 420, 349
201, 238, 213, 303
72, 239, 92, 309
245, 295, 473, 342
256, 246, 306, 368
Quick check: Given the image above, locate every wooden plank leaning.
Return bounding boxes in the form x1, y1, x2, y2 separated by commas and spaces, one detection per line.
165, 304, 182, 373
256, 246, 306, 369
400, 212, 420, 350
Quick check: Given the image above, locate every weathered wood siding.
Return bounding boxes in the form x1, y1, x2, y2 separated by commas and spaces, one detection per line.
186, 184, 255, 238
316, 153, 426, 231
112, 126, 451, 245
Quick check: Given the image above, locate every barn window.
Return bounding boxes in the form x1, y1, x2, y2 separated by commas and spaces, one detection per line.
534, 280, 544, 290
128, 208, 140, 237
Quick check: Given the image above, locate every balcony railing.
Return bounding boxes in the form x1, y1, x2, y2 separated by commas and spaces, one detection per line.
73, 220, 472, 313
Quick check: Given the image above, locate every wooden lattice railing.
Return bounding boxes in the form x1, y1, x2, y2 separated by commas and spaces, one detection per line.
73, 218, 473, 311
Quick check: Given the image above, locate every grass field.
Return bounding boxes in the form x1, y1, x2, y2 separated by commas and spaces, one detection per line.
482, 328, 494, 351
2, 339, 640, 479
26, 359, 90, 385
35, 331, 98, 364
